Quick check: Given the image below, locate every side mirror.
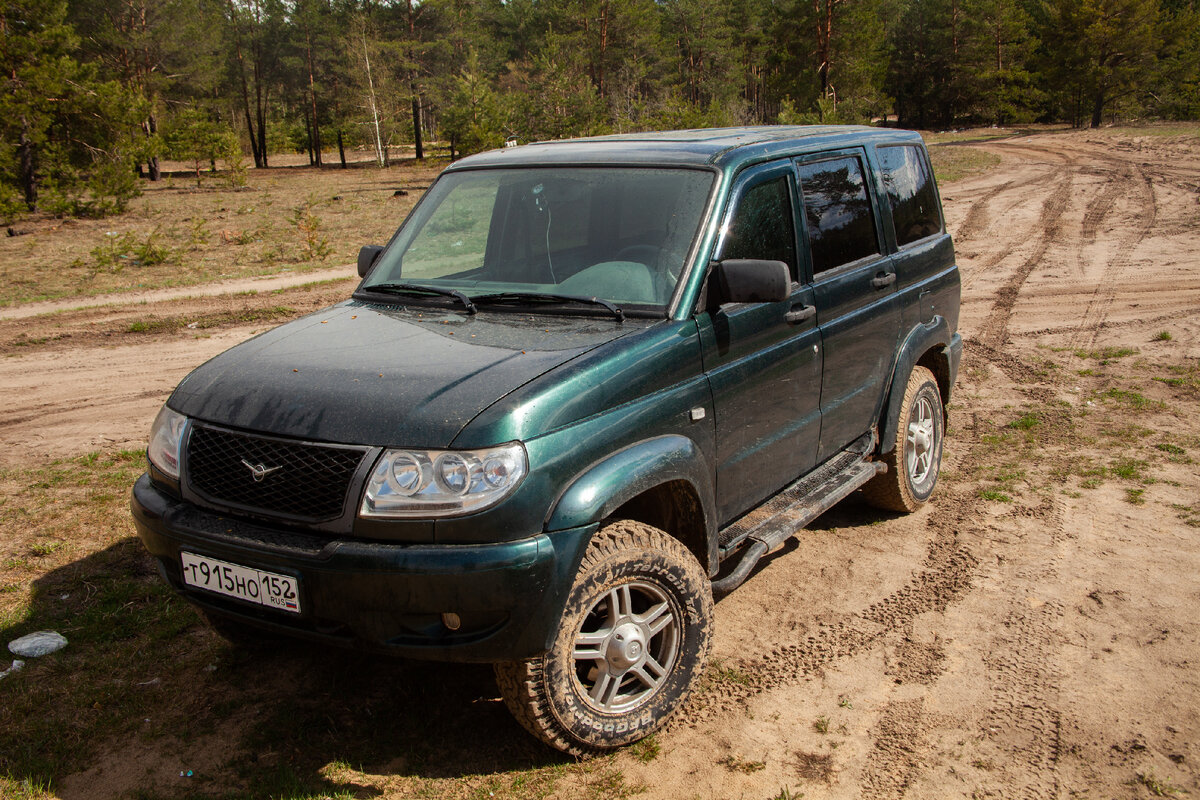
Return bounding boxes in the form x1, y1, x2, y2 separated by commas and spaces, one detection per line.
710, 259, 791, 305
357, 245, 385, 278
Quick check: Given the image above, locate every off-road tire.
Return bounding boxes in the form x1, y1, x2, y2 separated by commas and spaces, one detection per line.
864, 365, 944, 512
494, 520, 713, 755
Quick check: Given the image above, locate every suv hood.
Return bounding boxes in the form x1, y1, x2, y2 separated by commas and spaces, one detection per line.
169, 300, 641, 448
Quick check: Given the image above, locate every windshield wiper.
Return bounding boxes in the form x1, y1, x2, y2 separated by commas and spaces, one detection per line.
471, 291, 624, 321
360, 282, 476, 314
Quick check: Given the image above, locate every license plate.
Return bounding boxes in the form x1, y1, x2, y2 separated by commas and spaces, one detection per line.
180, 552, 301, 614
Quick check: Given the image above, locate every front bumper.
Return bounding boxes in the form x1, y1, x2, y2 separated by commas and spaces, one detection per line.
131, 474, 594, 662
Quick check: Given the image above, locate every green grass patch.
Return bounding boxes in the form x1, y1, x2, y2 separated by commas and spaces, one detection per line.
1172, 503, 1200, 528
1007, 412, 1040, 431
1100, 388, 1160, 410
1075, 346, 1138, 363
1153, 330, 1172, 342
0, 776, 53, 799
1109, 458, 1149, 482
720, 755, 767, 773
1136, 770, 1184, 796
628, 734, 661, 763
1152, 364, 1200, 396
978, 488, 1013, 502
1125, 488, 1146, 505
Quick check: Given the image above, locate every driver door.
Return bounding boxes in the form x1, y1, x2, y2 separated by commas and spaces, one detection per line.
696, 162, 823, 524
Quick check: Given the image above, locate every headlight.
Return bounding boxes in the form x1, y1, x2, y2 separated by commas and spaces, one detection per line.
147, 405, 189, 480
360, 443, 527, 518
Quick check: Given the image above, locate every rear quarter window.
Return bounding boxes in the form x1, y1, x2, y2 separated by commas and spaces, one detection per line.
877, 145, 943, 247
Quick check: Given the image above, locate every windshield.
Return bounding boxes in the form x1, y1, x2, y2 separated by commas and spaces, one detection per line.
361, 167, 715, 312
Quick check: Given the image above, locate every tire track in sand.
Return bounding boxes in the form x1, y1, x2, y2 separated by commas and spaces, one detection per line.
676, 498, 978, 727
975, 172, 1074, 349
1068, 163, 1158, 352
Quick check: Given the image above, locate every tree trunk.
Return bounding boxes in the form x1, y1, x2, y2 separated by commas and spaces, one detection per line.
254, 77, 268, 167
146, 113, 161, 181
411, 88, 423, 160
405, 0, 423, 160
360, 30, 385, 168
813, 0, 834, 98
1090, 90, 1105, 128
302, 105, 315, 165
305, 27, 322, 166
337, 129, 346, 168
18, 116, 37, 211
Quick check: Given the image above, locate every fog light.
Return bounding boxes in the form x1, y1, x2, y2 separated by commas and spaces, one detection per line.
441, 612, 462, 631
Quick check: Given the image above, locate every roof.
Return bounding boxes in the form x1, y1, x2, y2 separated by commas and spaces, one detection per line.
447, 125, 925, 172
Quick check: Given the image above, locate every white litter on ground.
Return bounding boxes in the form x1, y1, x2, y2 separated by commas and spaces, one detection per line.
8, 630, 68, 657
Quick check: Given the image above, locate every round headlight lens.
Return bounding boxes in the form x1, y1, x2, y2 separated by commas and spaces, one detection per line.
434, 453, 473, 496
482, 454, 515, 488
388, 453, 424, 496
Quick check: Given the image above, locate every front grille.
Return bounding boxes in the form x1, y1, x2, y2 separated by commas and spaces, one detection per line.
186, 425, 368, 522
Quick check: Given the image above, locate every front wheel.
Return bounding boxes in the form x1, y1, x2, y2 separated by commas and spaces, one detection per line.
494, 520, 713, 755
864, 365, 945, 512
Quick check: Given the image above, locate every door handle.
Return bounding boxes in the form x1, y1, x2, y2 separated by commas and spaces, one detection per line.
785, 304, 816, 324
871, 271, 896, 289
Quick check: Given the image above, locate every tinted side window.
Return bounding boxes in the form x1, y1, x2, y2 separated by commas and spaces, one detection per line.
796, 157, 879, 275
718, 177, 798, 278
878, 145, 942, 246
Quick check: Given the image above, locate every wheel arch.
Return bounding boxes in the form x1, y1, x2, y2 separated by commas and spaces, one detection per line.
545, 435, 718, 575
878, 319, 962, 456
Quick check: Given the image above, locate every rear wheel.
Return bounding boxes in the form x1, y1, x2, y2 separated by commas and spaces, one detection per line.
494, 520, 713, 755
864, 365, 944, 512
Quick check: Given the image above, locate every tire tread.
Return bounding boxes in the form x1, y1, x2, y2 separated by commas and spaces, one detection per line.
493, 520, 711, 756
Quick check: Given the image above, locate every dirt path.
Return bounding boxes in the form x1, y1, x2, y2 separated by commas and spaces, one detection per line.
2, 129, 1198, 799
0, 263, 356, 321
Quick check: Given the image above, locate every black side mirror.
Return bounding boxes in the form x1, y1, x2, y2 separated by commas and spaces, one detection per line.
710, 259, 791, 305
357, 245, 385, 278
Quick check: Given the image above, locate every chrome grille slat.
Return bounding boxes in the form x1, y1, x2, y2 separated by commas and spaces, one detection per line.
186, 425, 367, 522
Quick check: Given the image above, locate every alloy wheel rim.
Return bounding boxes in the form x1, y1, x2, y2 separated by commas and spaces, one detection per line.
571, 581, 680, 714
906, 395, 937, 486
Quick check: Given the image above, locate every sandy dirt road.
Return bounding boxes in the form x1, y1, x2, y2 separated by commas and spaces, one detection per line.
2, 129, 1198, 798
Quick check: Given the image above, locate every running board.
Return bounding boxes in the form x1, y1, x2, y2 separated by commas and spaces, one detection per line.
711, 452, 885, 596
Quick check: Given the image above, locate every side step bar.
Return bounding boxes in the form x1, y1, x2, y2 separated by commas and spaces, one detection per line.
711, 453, 886, 596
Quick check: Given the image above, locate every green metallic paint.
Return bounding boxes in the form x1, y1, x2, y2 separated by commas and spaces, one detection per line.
878, 320, 962, 456
545, 434, 717, 571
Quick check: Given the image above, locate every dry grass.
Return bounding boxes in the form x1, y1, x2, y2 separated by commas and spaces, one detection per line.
927, 146, 1004, 184
0, 159, 444, 307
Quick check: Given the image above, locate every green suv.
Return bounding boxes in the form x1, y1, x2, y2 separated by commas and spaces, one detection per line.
131, 125, 961, 754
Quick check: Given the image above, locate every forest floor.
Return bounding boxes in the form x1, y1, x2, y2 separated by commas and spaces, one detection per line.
1, 124, 1198, 800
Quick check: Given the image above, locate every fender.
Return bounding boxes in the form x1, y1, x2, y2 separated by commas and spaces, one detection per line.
546, 435, 719, 572
878, 318, 963, 455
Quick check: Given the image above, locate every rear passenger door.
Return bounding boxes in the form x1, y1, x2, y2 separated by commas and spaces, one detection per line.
795, 150, 901, 462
